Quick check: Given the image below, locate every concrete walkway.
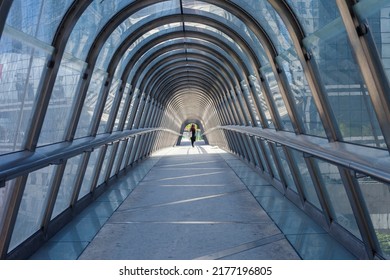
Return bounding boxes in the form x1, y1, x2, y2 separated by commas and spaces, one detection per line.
31, 141, 356, 260
79, 142, 299, 260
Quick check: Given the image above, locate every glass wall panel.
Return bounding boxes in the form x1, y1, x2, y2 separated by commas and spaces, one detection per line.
183, 0, 268, 64
285, 0, 339, 35
78, 147, 102, 200
277, 49, 326, 137
65, 0, 179, 60
121, 137, 135, 170
303, 23, 385, 148
9, 165, 55, 251
312, 158, 361, 239
97, 79, 121, 134
288, 148, 321, 209
231, 0, 293, 53
111, 141, 127, 177
275, 146, 298, 193
0, 32, 50, 155
112, 24, 182, 81
248, 75, 274, 128
112, 89, 128, 132
97, 13, 181, 72
74, 69, 107, 139
261, 141, 280, 181
0, 180, 14, 228
355, 1, 390, 118
358, 177, 390, 259
97, 145, 114, 186
38, 56, 86, 145
6, 0, 73, 44
51, 155, 83, 219
261, 65, 294, 131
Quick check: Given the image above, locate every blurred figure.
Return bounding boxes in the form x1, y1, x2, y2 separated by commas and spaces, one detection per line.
190, 124, 196, 147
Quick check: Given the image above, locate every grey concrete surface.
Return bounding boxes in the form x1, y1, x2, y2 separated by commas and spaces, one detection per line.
78, 142, 300, 260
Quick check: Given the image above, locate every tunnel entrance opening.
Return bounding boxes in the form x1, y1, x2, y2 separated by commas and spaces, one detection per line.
177, 120, 208, 146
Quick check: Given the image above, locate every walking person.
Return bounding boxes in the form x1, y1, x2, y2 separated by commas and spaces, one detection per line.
190, 124, 196, 147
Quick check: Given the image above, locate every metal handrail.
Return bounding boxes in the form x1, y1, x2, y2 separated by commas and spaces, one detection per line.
204, 125, 390, 183
0, 128, 180, 185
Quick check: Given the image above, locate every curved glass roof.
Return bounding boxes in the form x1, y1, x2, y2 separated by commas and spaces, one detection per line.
1, 0, 390, 261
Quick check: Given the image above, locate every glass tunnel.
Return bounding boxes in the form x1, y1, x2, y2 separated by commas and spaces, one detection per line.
0, 0, 390, 260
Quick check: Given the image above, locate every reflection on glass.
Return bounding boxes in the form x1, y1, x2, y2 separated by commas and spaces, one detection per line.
74, 69, 107, 139
111, 140, 127, 177
113, 24, 182, 81
9, 165, 55, 251
78, 147, 102, 200
276, 146, 297, 193
121, 137, 135, 170
288, 148, 321, 209
358, 177, 390, 259
112, 88, 128, 132
261, 140, 280, 180
98, 145, 114, 186
312, 158, 361, 239
0, 34, 48, 155
261, 65, 294, 131
358, 3, 390, 148
248, 75, 274, 128
277, 49, 326, 137
38, 58, 86, 146
97, 79, 121, 134
6, 0, 73, 43
65, 0, 179, 60
304, 21, 385, 148
51, 155, 82, 219
0, 180, 14, 229
231, 0, 292, 53
285, 0, 339, 35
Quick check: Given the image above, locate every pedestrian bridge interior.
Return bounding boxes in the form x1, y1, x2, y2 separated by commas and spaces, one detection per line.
0, 0, 389, 260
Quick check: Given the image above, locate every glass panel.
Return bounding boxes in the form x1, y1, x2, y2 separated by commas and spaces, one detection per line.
0, 180, 14, 228
241, 81, 260, 126
112, 89, 127, 131
313, 158, 361, 239
112, 23, 182, 81
183, 0, 270, 65
123, 84, 133, 129
261, 140, 280, 180
276, 146, 298, 193
9, 165, 55, 251
230, 0, 293, 53
113, 84, 132, 131
358, 177, 390, 259
355, 1, 390, 119
38, 56, 86, 145
285, 0, 339, 35
248, 75, 274, 128
121, 137, 135, 170
97, 79, 120, 134
303, 22, 385, 148
261, 65, 294, 131
288, 148, 322, 209
277, 49, 326, 137
65, 0, 179, 60
51, 155, 83, 219
78, 147, 102, 200
6, 0, 73, 43
253, 138, 269, 174
97, 10, 181, 71
97, 145, 114, 186
74, 69, 107, 139
111, 141, 127, 177
0, 32, 50, 155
